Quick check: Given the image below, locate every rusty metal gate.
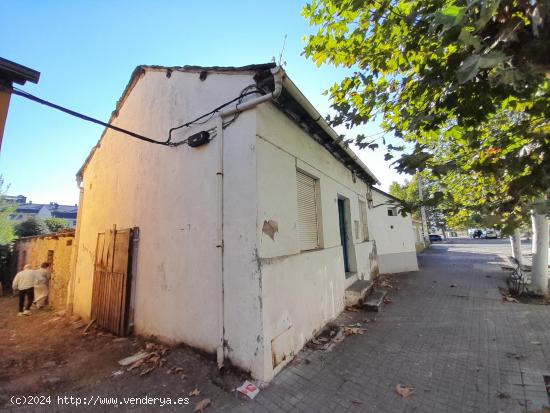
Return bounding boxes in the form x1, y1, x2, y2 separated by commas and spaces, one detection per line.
91, 226, 133, 336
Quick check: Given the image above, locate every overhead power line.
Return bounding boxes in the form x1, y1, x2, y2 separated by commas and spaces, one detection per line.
7, 85, 263, 147
10, 87, 171, 146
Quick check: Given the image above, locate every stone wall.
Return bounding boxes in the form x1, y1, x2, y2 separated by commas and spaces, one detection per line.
15, 231, 75, 310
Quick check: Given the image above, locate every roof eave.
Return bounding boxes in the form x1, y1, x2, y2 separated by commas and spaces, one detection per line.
76, 63, 276, 182
0, 57, 40, 85
372, 186, 404, 204
279, 75, 380, 186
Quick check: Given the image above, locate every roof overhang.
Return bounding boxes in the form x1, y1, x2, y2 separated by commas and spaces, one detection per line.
0, 57, 40, 85
372, 186, 404, 204
76, 63, 379, 186
274, 74, 379, 185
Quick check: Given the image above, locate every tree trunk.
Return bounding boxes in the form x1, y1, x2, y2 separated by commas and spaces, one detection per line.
531, 212, 538, 254
509, 228, 523, 265
530, 209, 549, 296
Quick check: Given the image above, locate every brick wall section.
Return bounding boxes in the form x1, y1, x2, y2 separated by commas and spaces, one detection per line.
15, 232, 75, 310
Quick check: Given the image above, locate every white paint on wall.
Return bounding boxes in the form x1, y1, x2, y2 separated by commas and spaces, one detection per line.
73, 66, 418, 384
73, 68, 261, 354
254, 103, 376, 380
367, 189, 418, 274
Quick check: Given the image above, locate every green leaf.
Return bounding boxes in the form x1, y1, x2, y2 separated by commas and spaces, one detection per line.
479, 51, 507, 68
456, 54, 481, 83
475, 0, 501, 31
458, 27, 481, 51
433, 5, 466, 31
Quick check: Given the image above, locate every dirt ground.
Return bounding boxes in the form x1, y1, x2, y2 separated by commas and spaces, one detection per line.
0, 295, 251, 412
0, 275, 399, 412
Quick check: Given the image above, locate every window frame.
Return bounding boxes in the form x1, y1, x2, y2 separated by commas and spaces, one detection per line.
296, 169, 322, 251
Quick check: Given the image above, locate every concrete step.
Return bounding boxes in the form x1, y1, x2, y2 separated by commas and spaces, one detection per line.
344, 280, 373, 307
363, 290, 387, 312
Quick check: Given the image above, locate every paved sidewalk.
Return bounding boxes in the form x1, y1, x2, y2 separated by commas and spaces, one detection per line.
230, 239, 550, 413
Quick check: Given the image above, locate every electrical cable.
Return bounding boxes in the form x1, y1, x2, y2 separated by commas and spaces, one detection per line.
10, 86, 171, 146
6, 84, 265, 148
167, 88, 262, 143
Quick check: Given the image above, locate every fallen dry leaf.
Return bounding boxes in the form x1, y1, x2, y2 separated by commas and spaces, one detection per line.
351, 400, 362, 405
503, 296, 519, 303
379, 281, 393, 289
343, 327, 366, 336
148, 354, 161, 364
395, 384, 415, 398
194, 398, 211, 412
127, 358, 146, 372
166, 366, 184, 375
189, 388, 201, 397
345, 306, 359, 312
140, 365, 156, 376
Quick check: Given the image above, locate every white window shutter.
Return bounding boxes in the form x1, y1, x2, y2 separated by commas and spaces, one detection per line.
296, 171, 319, 250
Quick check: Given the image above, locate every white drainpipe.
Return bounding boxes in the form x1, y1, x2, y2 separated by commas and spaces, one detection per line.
215, 66, 284, 368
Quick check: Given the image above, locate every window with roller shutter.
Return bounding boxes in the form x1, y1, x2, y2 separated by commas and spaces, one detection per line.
296, 170, 320, 251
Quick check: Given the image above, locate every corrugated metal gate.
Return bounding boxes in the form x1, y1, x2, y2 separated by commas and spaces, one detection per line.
91, 226, 133, 336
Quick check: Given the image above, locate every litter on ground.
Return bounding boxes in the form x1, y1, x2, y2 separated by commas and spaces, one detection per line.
395, 384, 415, 397
194, 398, 211, 412
236, 381, 260, 399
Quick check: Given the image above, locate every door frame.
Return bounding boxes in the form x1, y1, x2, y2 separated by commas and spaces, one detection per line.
337, 196, 357, 277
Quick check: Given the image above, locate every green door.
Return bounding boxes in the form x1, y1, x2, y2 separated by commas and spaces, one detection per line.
338, 199, 350, 273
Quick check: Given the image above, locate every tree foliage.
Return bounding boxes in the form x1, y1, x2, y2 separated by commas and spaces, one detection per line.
389, 173, 450, 232
44, 217, 68, 233
303, 0, 550, 226
0, 176, 16, 245
14, 218, 45, 238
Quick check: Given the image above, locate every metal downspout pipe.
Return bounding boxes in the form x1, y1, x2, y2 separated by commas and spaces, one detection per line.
215, 66, 284, 368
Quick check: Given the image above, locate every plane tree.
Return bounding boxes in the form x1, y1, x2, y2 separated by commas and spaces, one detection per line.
303, 0, 550, 292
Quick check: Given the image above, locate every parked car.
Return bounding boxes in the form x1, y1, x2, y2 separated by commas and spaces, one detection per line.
482, 229, 498, 239
429, 234, 442, 242
471, 229, 483, 238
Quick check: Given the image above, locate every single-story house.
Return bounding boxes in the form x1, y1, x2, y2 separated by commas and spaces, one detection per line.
69, 63, 418, 382
367, 188, 419, 274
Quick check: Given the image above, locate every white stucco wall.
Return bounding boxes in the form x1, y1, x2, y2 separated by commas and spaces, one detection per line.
220, 109, 265, 379
72, 68, 261, 355
72, 66, 415, 383
367, 189, 418, 274
255, 103, 376, 380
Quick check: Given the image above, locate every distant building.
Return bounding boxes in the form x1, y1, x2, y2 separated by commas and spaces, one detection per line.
4, 195, 27, 204
7, 195, 78, 228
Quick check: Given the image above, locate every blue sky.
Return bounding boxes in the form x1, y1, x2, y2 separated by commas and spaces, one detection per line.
0, 1, 407, 205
